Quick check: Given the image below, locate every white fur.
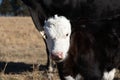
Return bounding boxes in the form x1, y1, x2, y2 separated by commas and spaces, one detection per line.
102, 68, 116, 80
64, 74, 82, 80
75, 74, 82, 80
65, 76, 75, 80
43, 15, 71, 62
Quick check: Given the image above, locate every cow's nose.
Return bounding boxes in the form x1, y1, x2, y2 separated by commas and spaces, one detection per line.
51, 52, 63, 61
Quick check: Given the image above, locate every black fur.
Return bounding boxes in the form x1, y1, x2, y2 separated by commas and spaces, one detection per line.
21, 0, 120, 79
63, 17, 120, 80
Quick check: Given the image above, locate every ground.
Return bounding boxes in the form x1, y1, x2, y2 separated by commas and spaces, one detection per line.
0, 17, 59, 80
0, 17, 119, 80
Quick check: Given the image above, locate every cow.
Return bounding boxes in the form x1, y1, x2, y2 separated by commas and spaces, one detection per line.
43, 15, 72, 80
43, 15, 120, 80
21, 0, 120, 80
63, 18, 120, 80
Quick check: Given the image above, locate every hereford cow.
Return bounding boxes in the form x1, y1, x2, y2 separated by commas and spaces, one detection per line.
43, 15, 120, 80
21, 0, 120, 80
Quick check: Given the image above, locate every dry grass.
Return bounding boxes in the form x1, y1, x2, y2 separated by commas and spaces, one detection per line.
0, 17, 46, 64
0, 17, 59, 80
0, 17, 119, 80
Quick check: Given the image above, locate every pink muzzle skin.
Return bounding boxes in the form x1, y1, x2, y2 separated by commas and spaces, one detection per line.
51, 52, 63, 61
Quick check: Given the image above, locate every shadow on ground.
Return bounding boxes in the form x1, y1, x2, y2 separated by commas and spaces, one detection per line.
0, 61, 119, 80
0, 61, 47, 74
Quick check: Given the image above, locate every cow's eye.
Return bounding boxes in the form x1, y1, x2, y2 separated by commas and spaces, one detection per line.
66, 33, 69, 36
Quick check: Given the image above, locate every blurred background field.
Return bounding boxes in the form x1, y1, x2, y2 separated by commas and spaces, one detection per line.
0, 17, 45, 64
0, 0, 59, 79
0, 17, 59, 80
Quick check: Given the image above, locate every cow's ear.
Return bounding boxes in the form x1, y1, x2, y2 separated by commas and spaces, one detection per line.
40, 31, 46, 39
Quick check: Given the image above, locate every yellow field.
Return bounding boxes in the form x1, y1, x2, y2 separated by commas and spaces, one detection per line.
0, 17, 119, 80
0, 17, 58, 80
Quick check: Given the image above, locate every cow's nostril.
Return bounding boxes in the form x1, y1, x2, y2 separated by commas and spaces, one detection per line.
51, 52, 63, 61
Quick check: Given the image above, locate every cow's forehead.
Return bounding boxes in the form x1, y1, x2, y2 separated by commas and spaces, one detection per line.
44, 26, 70, 38
44, 15, 71, 38
44, 15, 71, 29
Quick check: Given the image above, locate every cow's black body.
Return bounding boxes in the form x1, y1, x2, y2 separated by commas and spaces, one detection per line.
64, 18, 120, 80
21, 0, 120, 80
22, 0, 120, 30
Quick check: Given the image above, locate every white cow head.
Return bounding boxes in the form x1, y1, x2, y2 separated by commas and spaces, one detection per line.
42, 15, 71, 62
